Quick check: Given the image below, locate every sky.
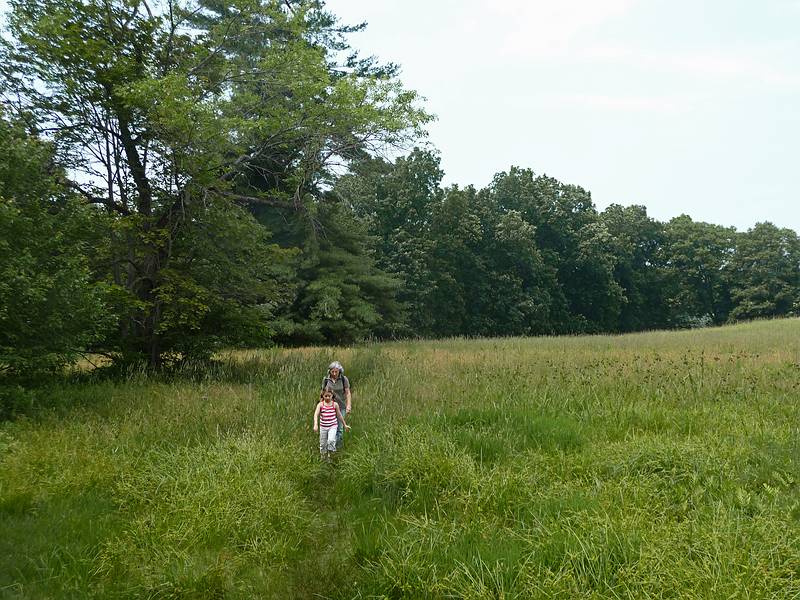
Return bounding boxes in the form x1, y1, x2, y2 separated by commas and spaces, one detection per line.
325, 0, 800, 232
1, 0, 798, 231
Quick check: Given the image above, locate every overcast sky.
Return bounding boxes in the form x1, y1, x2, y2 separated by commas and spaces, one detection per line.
326, 0, 800, 232
2, 0, 798, 231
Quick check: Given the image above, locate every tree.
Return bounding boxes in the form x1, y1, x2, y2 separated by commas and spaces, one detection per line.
487, 168, 622, 332
0, 113, 112, 375
661, 215, 736, 325
487, 212, 555, 334
335, 148, 442, 335
422, 185, 486, 337
728, 222, 800, 321
2, 0, 428, 366
149, 197, 293, 360
601, 204, 669, 331
258, 197, 406, 346
420, 184, 565, 338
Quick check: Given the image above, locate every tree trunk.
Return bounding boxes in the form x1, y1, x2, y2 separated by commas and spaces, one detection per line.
115, 112, 167, 368
137, 248, 165, 370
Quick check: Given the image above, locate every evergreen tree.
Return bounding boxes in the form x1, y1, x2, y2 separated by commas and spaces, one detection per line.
268, 199, 406, 345
335, 148, 442, 335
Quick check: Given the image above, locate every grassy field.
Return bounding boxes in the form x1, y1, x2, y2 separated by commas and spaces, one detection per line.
2, 319, 800, 598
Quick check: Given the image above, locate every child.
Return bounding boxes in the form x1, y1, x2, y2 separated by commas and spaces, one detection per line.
313, 388, 350, 460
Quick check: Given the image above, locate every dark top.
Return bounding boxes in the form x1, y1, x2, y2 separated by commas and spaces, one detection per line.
321, 375, 350, 410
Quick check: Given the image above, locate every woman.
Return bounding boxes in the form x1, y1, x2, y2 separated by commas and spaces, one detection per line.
321, 361, 351, 450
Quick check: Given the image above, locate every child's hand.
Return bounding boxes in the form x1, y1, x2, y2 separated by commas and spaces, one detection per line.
344, 424, 351, 431
313, 425, 318, 432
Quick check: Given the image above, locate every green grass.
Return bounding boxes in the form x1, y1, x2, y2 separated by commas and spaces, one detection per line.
2, 319, 800, 598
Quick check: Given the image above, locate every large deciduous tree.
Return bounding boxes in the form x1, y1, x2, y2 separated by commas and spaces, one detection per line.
1, 0, 428, 366
487, 167, 622, 333
728, 222, 800, 321
661, 215, 736, 326
601, 204, 669, 331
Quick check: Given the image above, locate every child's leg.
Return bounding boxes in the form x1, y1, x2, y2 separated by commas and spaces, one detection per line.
326, 425, 338, 454
319, 426, 328, 456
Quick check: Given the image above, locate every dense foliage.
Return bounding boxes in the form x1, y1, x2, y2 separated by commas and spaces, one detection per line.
335, 150, 800, 337
0, 113, 112, 375
0, 0, 428, 370
1, 0, 799, 374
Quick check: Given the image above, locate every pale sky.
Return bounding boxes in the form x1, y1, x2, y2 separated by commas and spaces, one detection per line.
327, 0, 800, 232
2, 0, 798, 231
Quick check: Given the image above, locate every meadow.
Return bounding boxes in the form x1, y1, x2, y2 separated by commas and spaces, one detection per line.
2, 319, 800, 599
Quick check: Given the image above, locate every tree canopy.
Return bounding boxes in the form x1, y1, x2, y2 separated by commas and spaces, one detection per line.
1, 1, 798, 375
1, 0, 428, 369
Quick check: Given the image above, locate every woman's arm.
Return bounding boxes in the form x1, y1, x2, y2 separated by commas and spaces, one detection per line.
312, 403, 320, 431
345, 378, 352, 413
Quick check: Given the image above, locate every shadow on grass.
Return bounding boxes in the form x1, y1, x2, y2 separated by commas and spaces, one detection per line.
0, 491, 123, 599
418, 406, 584, 465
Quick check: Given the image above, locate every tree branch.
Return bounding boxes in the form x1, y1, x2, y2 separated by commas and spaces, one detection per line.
215, 189, 296, 209
63, 179, 130, 215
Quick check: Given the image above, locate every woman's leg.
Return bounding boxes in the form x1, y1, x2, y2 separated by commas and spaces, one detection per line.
336, 407, 344, 449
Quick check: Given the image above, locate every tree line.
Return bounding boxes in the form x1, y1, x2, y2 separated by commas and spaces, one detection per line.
1, 0, 798, 375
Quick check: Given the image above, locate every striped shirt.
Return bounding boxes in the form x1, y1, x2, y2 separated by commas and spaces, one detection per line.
319, 402, 337, 427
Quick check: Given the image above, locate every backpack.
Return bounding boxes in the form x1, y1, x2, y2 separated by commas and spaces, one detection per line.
321, 375, 349, 392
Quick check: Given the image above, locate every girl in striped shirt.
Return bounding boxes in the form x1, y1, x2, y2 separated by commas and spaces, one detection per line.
313, 388, 349, 460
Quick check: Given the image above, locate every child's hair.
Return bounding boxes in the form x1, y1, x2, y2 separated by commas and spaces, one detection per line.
320, 386, 334, 401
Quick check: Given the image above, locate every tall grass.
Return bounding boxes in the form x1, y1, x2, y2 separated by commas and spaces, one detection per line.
2, 319, 800, 598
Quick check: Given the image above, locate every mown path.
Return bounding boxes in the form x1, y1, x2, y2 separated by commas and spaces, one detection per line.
282, 428, 361, 599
